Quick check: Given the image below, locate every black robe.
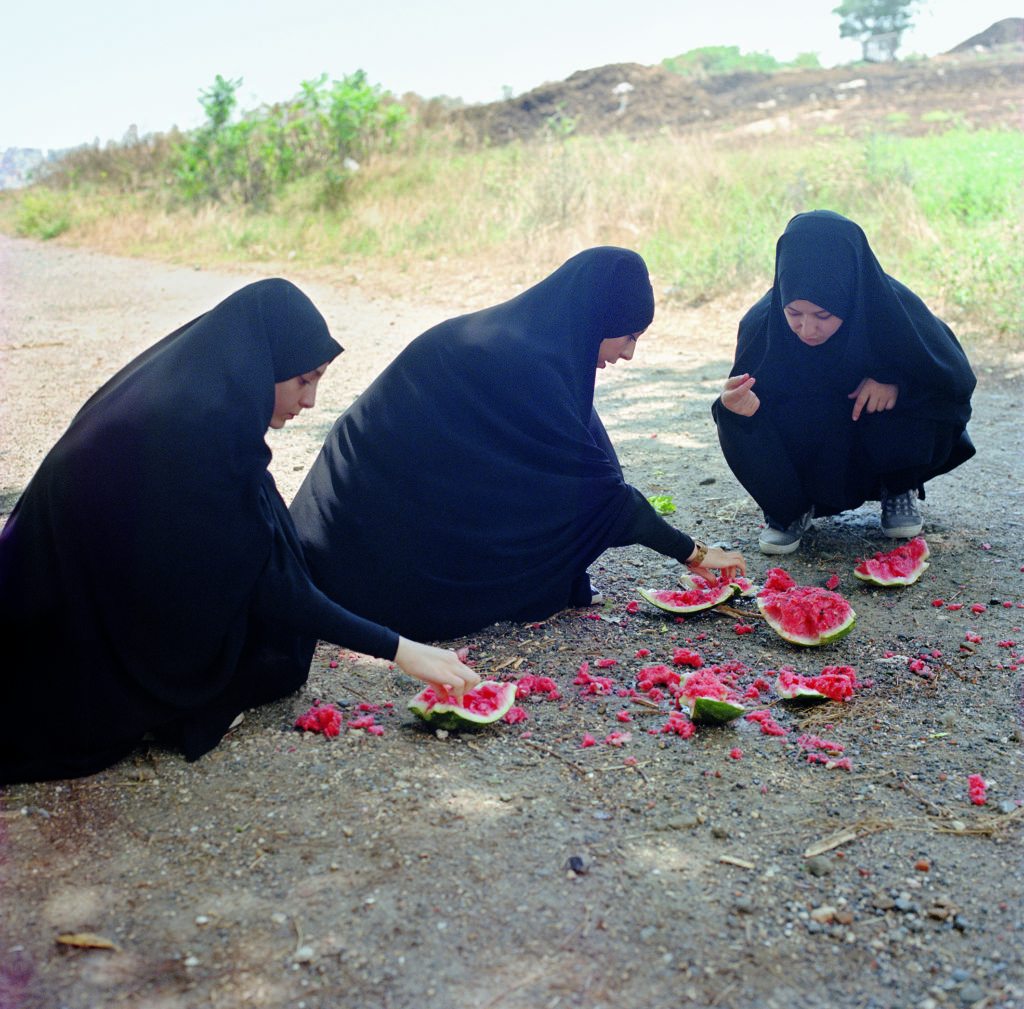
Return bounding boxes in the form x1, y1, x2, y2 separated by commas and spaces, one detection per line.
0, 279, 399, 784
711, 211, 976, 525
290, 247, 696, 641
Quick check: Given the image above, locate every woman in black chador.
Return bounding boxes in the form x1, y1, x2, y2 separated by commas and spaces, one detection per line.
712, 210, 976, 555
290, 247, 744, 642
0, 279, 477, 785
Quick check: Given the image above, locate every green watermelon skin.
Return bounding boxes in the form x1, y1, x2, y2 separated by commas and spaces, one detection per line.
689, 696, 746, 724
854, 537, 930, 586
408, 681, 517, 730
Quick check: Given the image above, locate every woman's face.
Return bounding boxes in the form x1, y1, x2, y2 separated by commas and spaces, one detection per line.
270, 363, 329, 429
784, 300, 844, 346
597, 330, 645, 369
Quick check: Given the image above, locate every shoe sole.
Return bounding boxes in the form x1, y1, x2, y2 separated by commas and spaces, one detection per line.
882, 523, 923, 538
759, 537, 802, 555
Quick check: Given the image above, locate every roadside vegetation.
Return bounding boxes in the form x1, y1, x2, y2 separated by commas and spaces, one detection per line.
2, 51, 1021, 341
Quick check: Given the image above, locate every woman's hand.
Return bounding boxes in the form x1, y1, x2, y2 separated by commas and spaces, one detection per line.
686, 544, 746, 584
720, 373, 760, 417
394, 638, 481, 699
848, 378, 898, 421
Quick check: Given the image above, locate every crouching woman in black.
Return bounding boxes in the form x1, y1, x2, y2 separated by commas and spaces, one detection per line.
0, 279, 477, 784
712, 210, 976, 555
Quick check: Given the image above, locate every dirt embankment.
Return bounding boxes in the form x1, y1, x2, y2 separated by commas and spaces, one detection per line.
448, 42, 1022, 143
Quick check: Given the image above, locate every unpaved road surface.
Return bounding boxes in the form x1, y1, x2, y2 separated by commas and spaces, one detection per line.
1, 235, 1022, 1009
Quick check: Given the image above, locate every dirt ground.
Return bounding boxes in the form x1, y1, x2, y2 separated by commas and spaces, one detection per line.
2, 38, 1024, 1009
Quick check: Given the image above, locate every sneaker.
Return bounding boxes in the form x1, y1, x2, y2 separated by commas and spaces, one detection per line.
758, 509, 814, 555
881, 488, 922, 538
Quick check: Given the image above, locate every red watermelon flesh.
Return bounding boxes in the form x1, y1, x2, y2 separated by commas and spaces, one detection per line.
639, 582, 736, 614
854, 537, 930, 586
776, 665, 858, 702
760, 567, 797, 594
685, 572, 757, 598
757, 584, 856, 646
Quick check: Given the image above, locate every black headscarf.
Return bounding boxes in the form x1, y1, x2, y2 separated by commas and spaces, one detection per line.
1, 279, 343, 781
731, 210, 976, 424
291, 247, 664, 641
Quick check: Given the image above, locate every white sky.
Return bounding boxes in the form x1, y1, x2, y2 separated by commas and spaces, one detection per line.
3, 0, 1019, 151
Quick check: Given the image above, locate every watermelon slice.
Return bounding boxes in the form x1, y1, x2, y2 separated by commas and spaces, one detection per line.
775, 665, 858, 702
408, 680, 517, 730
757, 582, 856, 646
639, 583, 737, 615
854, 537, 930, 586
680, 670, 745, 723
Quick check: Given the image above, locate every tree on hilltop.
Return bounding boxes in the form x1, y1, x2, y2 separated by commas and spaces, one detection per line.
833, 0, 919, 61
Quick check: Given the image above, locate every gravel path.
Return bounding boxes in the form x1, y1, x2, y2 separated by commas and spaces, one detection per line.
1, 235, 1022, 1009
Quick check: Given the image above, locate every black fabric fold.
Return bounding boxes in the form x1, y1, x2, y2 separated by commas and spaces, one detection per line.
291, 247, 694, 641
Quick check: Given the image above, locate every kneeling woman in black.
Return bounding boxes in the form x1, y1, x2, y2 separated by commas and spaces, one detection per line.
290, 247, 744, 642
712, 210, 976, 555
0, 279, 477, 784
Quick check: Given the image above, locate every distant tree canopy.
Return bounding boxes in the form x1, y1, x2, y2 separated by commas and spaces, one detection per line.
833, 0, 919, 62
662, 45, 820, 78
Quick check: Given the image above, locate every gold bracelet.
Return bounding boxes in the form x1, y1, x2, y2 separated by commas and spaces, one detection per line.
687, 539, 708, 568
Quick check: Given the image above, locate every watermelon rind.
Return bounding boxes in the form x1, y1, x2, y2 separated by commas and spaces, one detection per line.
689, 696, 746, 724
681, 670, 744, 723
756, 587, 856, 647
408, 680, 517, 731
639, 583, 737, 614
854, 537, 931, 587
728, 576, 757, 598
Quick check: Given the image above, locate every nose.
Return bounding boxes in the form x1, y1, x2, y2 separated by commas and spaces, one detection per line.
620, 343, 635, 361
301, 383, 317, 408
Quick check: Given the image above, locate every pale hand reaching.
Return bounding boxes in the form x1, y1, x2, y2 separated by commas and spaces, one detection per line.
687, 545, 747, 585
394, 638, 481, 699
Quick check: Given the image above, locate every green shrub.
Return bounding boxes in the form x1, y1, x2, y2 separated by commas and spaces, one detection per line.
13, 189, 71, 239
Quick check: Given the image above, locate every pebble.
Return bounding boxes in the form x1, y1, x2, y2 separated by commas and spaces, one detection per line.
734, 896, 755, 915
959, 982, 985, 1004
292, 945, 315, 963
664, 813, 700, 830
805, 855, 832, 877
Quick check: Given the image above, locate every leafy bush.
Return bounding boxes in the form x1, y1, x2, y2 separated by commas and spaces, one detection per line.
173, 71, 407, 207
12, 189, 71, 239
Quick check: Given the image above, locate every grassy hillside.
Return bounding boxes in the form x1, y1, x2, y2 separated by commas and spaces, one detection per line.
2, 61, 1021, 341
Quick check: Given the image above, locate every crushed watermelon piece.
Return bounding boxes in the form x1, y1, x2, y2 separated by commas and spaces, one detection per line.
295, 703, 342, 737
968, 774, 988, 805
